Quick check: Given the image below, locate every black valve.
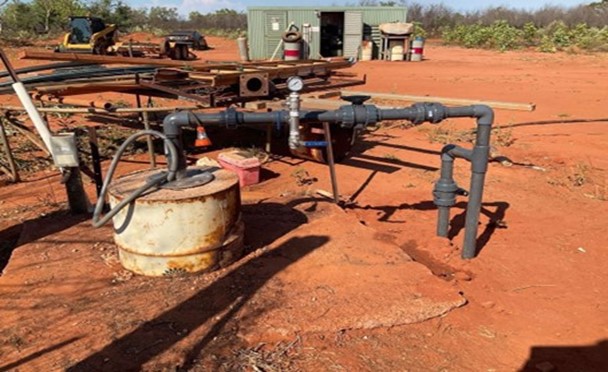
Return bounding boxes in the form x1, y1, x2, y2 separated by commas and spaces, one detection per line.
456, 188, 469, 197
341, 95, 371, 105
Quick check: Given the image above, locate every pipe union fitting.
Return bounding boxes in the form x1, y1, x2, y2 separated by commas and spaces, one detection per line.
433, 179, 460, 207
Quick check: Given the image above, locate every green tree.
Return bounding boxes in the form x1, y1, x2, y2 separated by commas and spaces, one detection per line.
85, 0, 144, 30
32, 0, 84, 33
1, 1, 37, 35
147, 6, 179, 31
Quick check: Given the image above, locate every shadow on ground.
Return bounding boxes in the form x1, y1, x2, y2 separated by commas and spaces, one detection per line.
520, 339, 608, 372
0, 211, 88, 274
68, 234, 329, 371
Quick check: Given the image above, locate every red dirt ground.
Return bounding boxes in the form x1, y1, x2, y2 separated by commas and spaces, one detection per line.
0, 38, 607, 371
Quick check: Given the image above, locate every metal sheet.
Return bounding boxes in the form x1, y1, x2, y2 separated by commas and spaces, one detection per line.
344, 11, 363, 58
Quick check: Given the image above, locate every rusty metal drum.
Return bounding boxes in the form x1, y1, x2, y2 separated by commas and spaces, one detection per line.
108, 167, 243, 276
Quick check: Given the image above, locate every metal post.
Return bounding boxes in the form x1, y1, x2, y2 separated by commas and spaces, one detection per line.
142, 110, 156, 168
1, 48, 90, 214
135, 78, 156, 168
88, 127, 103, 197
0, 118, 19, 181
265, 123, 272, 153
322, 122, 339, 204
63, 168, 90, 214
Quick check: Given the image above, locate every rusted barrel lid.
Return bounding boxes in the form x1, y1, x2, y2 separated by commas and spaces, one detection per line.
109, 166, 238, 202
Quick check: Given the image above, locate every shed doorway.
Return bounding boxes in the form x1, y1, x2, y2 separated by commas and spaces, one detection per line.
320, 11, 363, 58
320, 12, 344, 57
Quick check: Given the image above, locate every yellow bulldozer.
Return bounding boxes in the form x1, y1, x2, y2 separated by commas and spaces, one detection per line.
56, 16, 191, 60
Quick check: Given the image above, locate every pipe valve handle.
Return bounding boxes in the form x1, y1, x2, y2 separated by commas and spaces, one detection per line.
341, 95, 371, 105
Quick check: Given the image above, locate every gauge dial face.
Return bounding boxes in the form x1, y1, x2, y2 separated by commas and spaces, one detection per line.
287, 76, 304, 92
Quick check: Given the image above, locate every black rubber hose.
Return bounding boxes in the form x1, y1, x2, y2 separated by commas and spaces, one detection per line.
92, 130, 178, 228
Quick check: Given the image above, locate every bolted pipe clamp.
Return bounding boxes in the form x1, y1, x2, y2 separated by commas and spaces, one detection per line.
223, 107, 239, 129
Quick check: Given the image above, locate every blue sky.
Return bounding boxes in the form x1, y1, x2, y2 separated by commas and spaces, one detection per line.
134, 0, 593, 16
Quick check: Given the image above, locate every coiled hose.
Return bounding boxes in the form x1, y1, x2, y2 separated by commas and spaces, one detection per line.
92, 130, 179, 228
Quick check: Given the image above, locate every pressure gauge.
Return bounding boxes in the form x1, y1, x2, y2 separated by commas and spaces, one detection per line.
287, 76, 304, 92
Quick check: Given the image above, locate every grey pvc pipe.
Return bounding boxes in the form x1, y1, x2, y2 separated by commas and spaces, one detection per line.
436, 154, 455, 237
437, 207, 451, 237
436, 144, 471, 238
161, 103, 494, 259
461, 110, 493, 259
431, 105, 493, 259
462, 172, 486, 258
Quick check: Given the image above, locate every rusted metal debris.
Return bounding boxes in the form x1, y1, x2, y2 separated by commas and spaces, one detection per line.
10, 51, 364, 107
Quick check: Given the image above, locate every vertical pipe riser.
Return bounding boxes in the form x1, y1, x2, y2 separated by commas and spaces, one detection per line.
437, 207, 450, 237
431, 105, 493, 260
462, 173, 486, 259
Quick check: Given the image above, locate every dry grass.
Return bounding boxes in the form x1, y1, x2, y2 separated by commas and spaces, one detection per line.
291, 168, 318, 186
421, 125, 515, 148
383, 153, 402, 161
568, 162, 590, 187
421, 125, 473, 144
547, 160, 607, 201
219, 337, 301, 372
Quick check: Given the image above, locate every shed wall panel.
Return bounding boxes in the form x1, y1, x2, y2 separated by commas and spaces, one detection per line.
343, 11, 363, 58
247, 7, 407, 60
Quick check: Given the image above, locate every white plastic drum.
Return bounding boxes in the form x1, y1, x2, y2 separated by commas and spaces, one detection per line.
410, 37, 425, 62
361, 40, 373, 61
389, 40, 404, 61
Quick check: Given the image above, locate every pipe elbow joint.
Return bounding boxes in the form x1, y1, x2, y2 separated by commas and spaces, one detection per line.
162, 111, 191, 136
441, 144, 457, 161
442, 143, 473, 162
472, 104, 494, 126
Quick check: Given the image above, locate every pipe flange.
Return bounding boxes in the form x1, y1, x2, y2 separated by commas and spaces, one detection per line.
363, 105, 379, 126
339, 105, 355, 128
433, 179, 460, 207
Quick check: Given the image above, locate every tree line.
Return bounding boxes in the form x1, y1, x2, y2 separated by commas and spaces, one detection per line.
1, 0, 608, 52
365, 0, 608, 52
0, 0, 247, 38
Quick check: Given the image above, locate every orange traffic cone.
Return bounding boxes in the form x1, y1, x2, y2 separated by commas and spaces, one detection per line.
194, 126, 212, 148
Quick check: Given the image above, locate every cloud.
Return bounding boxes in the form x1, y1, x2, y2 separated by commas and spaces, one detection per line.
178, 0, 246, 15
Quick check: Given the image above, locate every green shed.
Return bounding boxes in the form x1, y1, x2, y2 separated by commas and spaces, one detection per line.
247, 6, 407, 60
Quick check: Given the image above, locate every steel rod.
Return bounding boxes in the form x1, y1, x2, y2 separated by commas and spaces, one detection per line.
3, 116, 50, 156
135, 86, 156, 168
0, 105, 202, 114
0, 61, 95, 80
142, 110, 156, 168
0, 118, 19, 181
322, 122, 340, 204
88, 127, 103, 197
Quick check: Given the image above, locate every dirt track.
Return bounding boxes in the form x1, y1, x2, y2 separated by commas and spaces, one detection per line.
0, 37, 607, 371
